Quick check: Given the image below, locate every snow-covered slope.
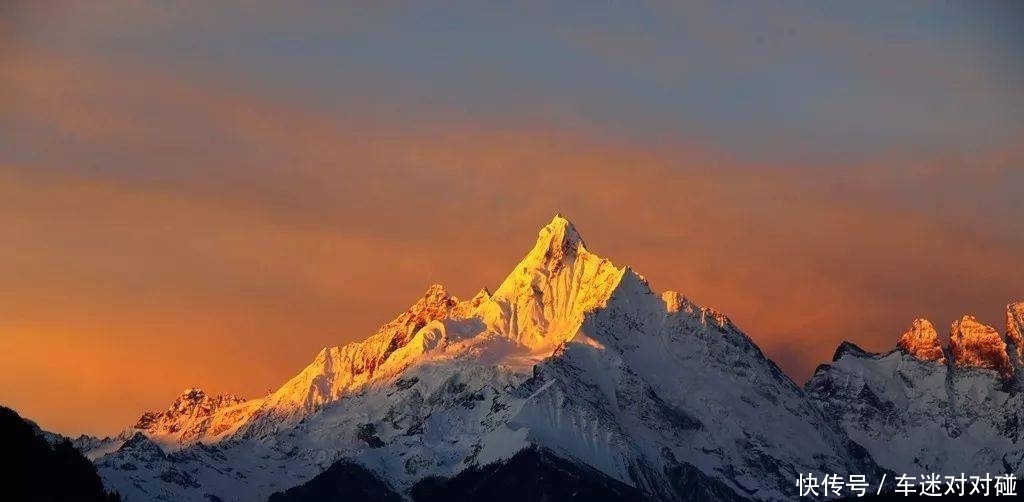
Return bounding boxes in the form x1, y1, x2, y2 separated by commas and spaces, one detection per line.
807, 305, 1024, 477
88, 215, 883, 502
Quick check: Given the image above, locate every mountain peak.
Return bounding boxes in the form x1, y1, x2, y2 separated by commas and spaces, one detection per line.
167, 388, 243, 408
483, 215, 624, 349
177, 387, 207, 402
129, 388, 249, 450
453, 287, 491, 317
419, 283, 450, 304
524, 214, 587, 269
1006, 302, 1024, 364
896, 318, 945, 363
832, 340, 870, 361
1008, 301, 1024, 316
549, 212, 579, 234
386, 283, 459, 338
949, 315, 1012, 378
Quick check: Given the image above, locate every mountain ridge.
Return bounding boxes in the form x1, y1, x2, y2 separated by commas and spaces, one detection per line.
60, 215, 1021, 502
807, 301, 1024, 478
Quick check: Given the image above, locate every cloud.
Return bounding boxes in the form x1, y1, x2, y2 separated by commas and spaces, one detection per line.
1, 29, 1022, 435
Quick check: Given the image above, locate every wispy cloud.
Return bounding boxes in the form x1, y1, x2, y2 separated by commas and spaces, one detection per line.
1, 2, 1021, 435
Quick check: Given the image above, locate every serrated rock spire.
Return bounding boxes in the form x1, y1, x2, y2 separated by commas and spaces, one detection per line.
896, 319, 945, 363
1006, 302, 1024, 364
516, 214, 587, 273
949, 315, 1013, 378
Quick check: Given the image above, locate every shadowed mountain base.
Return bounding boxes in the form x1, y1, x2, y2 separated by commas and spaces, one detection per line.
269, 446, 748, 502
0, 406, 121, 502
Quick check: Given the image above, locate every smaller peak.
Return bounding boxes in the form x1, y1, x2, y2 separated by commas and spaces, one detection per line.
1007, 302, 1024, 333
610, 265, 652, 299
469, 287, 491, 303
410, 284, 456, 312
618, 265, 649, 285
950, 315, 1013, 378
422, 283, 448, 299
312, 346, 337, 363
119, 432, 163, 452
912, 318, 935, 329
178, 388, 206, 401
550, 212, 572, 227
1008, 302, 1024, 330
956, 314, 986, 328
832, 341, 870, 362
621, 264, 645, 279
453, 287, 492, 318
172, 389, 210, 411
896, 318, 945, 363
170, 387, 243, 408
1005, 302, 1024, 363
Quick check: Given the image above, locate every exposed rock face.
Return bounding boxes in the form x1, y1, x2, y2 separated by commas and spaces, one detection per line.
896, 319, 945, 363
949, 315, 1013, 378
133, 388, 249, 449
660, 291, 687, 313
134, 389, 243, 429
1007, 302, 1024, 364
660, 290, 730, 329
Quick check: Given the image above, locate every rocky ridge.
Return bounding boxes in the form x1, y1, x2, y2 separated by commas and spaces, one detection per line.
807, 303, 1024, 477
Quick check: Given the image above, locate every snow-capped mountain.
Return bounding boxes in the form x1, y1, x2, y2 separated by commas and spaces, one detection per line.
135, 389, 252, 447
73, 388, 259, 460
74, 215, 1019, 502
807, 305, 1024, 477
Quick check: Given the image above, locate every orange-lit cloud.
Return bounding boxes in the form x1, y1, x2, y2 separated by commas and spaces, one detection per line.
1, 35, 1022, 437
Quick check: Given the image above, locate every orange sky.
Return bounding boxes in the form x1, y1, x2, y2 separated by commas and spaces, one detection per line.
1, 2, 1022, 436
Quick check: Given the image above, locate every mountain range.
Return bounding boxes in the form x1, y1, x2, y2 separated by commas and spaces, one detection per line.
17, 215, 1023, 501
